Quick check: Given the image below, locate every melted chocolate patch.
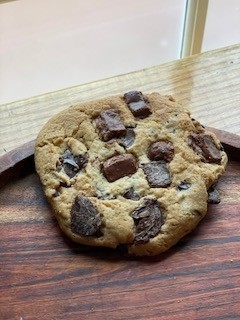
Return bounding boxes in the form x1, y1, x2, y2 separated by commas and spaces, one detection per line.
123, 187, 140, 201
188, 133, 222, 164
59, 149, 88, 178
132, 199, 163, 244
95, 109, 126, 141
142, 161, 171, 188
124, 91, 151, 118
103, 154, 137, 182
148, 141, 174, 162
71, 195, 102, 236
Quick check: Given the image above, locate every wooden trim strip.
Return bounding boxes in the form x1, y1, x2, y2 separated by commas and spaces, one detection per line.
0, 140, 35, 189
181, 0, 209, 57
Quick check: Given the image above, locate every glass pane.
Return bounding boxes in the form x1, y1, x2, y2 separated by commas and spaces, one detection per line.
202, 0, 240, 51
0, 0, 186, 104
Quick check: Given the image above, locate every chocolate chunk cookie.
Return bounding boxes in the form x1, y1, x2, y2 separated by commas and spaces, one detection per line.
35, 91, 227, 256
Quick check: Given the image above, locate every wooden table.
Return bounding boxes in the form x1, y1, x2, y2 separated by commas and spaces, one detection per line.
0, 45, 240, 320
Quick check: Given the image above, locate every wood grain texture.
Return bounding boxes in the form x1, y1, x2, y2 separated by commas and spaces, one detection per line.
0, 140, 34, 188
0, 44, 240, 156
0, 140, 240, 319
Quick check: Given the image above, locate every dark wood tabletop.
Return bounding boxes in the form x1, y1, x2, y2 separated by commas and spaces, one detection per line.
0, 45, 240, 320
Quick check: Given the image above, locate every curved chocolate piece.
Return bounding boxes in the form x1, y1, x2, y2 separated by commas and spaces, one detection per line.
119, 127, 136, 148
103, 154, 137, 182
188, 133, 222, 164
124, 91, 151, 118
142, 161, 171, 188
178, 182, 191, 191
71, 195, 102, 236
96, 109, 126, 141
132, 199, 163, 244
148, 141, 174, 162
123, 187, 140, 201
59, 149, 88, 178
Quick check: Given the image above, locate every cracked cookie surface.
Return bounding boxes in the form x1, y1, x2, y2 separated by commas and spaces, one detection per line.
35, 91, 227, 256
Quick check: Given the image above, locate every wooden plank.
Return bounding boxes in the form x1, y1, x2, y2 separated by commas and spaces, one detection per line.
0, 44, 240, 157
0, 130, 240, 319
0, 140, 34, 188
0, 157, 239, 319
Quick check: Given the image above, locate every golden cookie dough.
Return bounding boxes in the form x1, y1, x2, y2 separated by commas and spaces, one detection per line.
35, 91, 227, 256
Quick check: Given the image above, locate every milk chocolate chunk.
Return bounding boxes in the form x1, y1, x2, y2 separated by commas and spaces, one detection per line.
119, 127, 135, 148
71, 195, 101, 236
59, 149, 88, 178
103, 154, 137, 182
96, 109, 126, 141
142, 161, 171, 188
188, 133, 222, 164
148, 141, 174, 162
123, 187, 140, 201
124, 91, 151, 118
132, 199, 163, 244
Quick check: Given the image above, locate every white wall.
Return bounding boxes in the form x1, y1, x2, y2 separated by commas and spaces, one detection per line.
202, 0, 240, 51
0, 0, 186, 104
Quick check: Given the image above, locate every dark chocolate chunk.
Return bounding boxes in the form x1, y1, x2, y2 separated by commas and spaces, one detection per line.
148, 141, 174, 162
71, 195, 102, 236
188, 133, 222, 164
178, 182, 191, 191
59, 149, 88, 178
132, 199, 163, 244
124, 91, 151, 118
141, 161, 171, 188
123, 187, 140, 201
75, 154, 88, 168
103, 154, 137, 182
56, 165, 62, 172
128, 101, 151, 118
95, 109, 126, 141
124, 91, 145, 104
208, 186, 220, 204
119, 127, 135, 148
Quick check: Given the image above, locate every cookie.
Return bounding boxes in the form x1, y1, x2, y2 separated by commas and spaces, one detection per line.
35, 91, 228, 256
